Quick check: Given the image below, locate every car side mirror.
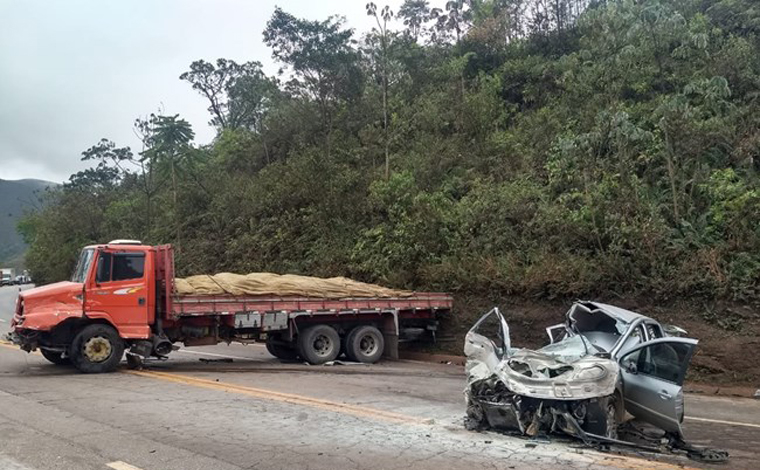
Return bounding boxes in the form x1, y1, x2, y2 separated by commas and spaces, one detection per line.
622, 359, 637, 374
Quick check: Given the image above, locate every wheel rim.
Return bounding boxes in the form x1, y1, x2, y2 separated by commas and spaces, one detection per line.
605, 403, 618, 440
83, 336, 113, 363
358, 334, 378, 356
312, 334, 334, 357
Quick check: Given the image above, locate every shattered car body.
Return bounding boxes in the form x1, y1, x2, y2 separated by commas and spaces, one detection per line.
464, 302, 698, 443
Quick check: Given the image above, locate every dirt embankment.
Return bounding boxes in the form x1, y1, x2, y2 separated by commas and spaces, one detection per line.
421, 296, 760, 387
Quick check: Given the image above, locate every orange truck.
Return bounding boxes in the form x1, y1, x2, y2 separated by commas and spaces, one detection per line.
6, 241, 453, 373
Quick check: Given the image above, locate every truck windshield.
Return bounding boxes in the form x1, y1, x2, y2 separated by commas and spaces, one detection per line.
71, 248, 95, 283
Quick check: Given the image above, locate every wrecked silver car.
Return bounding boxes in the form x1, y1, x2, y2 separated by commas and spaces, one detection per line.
464, 301, 698, 443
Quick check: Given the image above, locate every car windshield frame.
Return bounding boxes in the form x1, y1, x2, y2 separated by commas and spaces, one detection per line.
71, 248, 95, 283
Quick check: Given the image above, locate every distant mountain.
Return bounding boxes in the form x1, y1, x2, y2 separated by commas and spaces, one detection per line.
0, 178, 57, 269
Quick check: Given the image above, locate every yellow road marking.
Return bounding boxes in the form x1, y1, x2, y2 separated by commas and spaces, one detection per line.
106, 462, 143, 470
125, 369, 432, 425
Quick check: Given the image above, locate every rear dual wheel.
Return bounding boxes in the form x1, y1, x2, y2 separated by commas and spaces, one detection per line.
345, 325, 384, 364
266, 335, 299, 362
298, 325, 341, 365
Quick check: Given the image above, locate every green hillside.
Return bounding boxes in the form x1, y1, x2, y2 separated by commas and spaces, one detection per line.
20, 0, 760, 303
0, 179, 55, 269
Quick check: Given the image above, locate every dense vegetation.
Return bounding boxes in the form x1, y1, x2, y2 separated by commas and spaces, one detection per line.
20, 0, 760, 305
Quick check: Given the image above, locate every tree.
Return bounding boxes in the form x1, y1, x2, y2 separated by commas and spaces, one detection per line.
398, 0, 431, 42
147, 115, 195, 250
431, 0, 474, 42
180, 59, 274, 131
367, 3, 395, 179
263, 8, 362, 157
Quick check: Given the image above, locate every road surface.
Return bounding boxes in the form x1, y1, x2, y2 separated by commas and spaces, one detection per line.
1, 285, 758, 470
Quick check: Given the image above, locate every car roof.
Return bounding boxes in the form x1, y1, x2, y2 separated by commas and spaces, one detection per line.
578, 301, 651, 324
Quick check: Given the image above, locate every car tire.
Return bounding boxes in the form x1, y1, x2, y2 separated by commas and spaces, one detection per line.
297, 325, 340, 365
70, 324, 125, 373
266, 335, 299, 362
345, 325, 384, 364
40, 349, 70, 365
584, 396, 620, 439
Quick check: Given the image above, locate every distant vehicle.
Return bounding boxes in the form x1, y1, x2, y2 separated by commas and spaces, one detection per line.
14, 274, 31, 285
6, 241, 453, 373
1, 268, 16, 286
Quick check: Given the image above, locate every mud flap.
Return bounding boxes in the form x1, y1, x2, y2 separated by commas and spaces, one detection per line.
382, 312, 399, 360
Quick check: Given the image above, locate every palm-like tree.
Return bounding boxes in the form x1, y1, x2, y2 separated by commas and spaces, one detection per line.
151, 115, 195, 250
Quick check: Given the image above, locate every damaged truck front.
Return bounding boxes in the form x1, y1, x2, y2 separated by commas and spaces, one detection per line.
464, 303, 698, 444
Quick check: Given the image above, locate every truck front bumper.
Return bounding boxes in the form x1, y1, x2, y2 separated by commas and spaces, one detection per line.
4, 329, 38, 352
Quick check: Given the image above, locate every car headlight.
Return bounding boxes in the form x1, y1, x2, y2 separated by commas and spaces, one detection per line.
575, 365, 607, 380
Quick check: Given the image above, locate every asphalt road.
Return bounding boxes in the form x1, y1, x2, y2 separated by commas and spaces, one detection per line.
1, 285, 758, 470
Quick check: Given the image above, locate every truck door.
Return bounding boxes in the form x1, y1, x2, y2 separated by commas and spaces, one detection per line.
86, 249, 149, 328
618, 337, 698, 436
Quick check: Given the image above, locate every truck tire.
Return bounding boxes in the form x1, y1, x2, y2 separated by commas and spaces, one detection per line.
266, 336, 299, 362
40, 349, 69, 365
70, 324, 125, 373
297, 325, 340, 365
345, 325, 384, 363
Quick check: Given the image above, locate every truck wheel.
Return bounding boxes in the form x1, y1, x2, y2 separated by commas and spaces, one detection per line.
297, 325, 340, 365
266, 336, 299, 362
345, 325, 384, 363
70, 324, 125, 373
40, 349, 69, 365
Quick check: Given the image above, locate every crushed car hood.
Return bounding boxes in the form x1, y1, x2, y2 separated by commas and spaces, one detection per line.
467, 341, 619, 401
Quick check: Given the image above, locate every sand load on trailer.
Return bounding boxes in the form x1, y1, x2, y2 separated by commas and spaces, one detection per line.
174, 272, 413, 298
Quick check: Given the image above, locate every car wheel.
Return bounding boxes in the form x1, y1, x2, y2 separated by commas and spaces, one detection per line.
603, 397, 620, 440
70, 324, 125, 373
297, 325, 340, 365
40, 349, 70, 365
583, 396, 620, 439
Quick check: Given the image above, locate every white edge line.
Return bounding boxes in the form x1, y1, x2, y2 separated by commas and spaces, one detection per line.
685, 416, 760, 429
106, 461, 144, 470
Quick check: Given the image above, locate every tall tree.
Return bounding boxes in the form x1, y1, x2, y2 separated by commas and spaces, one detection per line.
148, 115, 195, 250
398, 0, 431, 42
180, 59, 273, 131
366, 3, 394, 179
263, 8, 362, 157
431, 0, 473, 42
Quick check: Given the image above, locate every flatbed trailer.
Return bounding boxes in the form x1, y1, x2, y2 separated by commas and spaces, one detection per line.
8, 241, 453, 373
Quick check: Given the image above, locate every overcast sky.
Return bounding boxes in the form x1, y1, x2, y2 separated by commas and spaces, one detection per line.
0, 0, 413, 183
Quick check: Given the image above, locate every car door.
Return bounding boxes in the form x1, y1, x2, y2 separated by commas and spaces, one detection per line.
618, 337, 698, 436
464, 308, 511, 378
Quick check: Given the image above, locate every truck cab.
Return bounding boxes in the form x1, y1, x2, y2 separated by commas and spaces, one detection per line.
8, 240, 158, 372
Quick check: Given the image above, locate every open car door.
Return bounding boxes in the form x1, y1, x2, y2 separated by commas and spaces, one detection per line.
464, 308, 510, 380
618, 337, 698, 436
